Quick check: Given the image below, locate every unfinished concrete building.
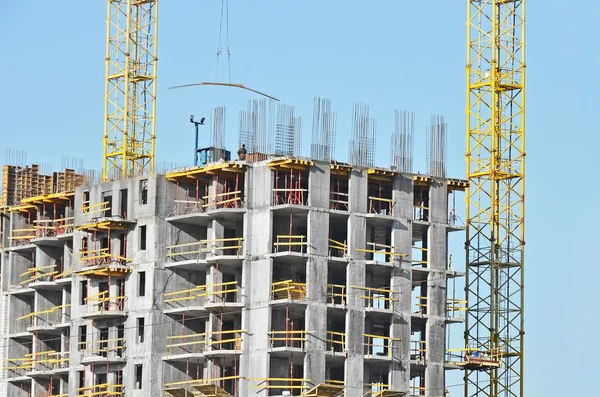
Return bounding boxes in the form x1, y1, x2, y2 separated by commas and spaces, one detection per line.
0, 157, 467, 397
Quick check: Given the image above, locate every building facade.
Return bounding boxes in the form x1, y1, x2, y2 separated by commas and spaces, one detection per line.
0, 158, 466, 397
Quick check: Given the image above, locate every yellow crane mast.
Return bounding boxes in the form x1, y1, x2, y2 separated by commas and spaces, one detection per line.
465, 1, 525, 397
103, 0, 158, 181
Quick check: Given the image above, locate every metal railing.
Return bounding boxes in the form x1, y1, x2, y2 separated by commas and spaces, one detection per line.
364, 334, 399, 358
326, 331, 346, 353
273, 235, 307, 253
271, 280, 307, 300
268, 330, 307, 349
353, 286, 395, 310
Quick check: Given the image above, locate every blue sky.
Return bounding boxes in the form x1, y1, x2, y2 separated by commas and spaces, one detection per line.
1, 1, 599, 395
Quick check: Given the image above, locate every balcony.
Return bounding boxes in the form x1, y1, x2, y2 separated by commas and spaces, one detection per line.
164, 281, 242, 315
360, 242, 406, 266
77, 249, 131, 278
26, 351, 70, 376
19, 304, 71, 334
364, 334, 399, 361
20, 265, 59, 289
326, 331, 346, 357
271, 235, 307, 264
81, 292, 126, 318
80, 338, 126, 365
268, 330, 306, 355
327, 284, 346, 308
166, 238, 244, 270
413, 296, 466, 322
271, 280, 307, 304
32, 218, 74, 246
354, 286, 395, 313
9, 226, 36, 251
77, 383, 123, 397
249, 377, 309, 396
4, 356, 32, 379
328, 239, 348, 260
164, 330, 244, 361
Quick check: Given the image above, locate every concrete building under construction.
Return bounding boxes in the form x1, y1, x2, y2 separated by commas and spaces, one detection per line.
0, 149, 468, 397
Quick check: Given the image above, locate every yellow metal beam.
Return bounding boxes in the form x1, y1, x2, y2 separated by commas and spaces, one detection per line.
166, 163, 246, 181
465, 2, 525, 397
103, 0, 158, 181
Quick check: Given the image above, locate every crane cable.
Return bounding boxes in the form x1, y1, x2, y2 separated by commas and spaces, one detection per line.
216, 0, 232, 83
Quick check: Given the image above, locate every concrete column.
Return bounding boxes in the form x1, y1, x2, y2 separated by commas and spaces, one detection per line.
389, 175, 413, 392
345, 169, 367, 397
425, 181, 448, 396
305, 163, 330, 386
241, 165, 273, 397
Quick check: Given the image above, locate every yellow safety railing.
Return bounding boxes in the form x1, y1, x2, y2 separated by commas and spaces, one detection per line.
330, 191, 349, 211
364, 334, 400, 358
77, 383, 123, 397
17, 304, 71, 328
328, 238, 347, 257
35, 217, 75, 236
79, 248, 130, 267
273, 234, 307, 253
20, 265, 58, 285
166, 333, 207, 356
325, 379, 345, 386
368, 196, 394, 215
207, 330, 245, 350
249, 377, 310, 391
327, 284, 346, 306
80, 201, 110, 216
271, 280, 307, 300
446, 346, 503, 368
164, 375, 243, 389
167, 238, 244, 262
357, 242, 406, 262
165, 281, 239, 308
85, 291, 126, 314
4, 357, 33, 377
166, 330, 245, 355
172, 198, 204, 216
413, 204, 429, 221
414, 296, 466, 318
9, 227, 36, 245
364, 383, 389, 395
411, 246, 428, 267
410, 386, 427, 397
54, 267, 73, 280
411, 340, 426, 361
27, 350, 70, 372
203, 190, 243, 209
268, 330, 306, 349
326, 331, 346, 353
79, 338, 125, 358
353, 286, 396, 310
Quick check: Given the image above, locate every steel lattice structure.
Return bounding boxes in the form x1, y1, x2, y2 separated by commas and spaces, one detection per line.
103, 0, 158, 181
465, 1, 525, 397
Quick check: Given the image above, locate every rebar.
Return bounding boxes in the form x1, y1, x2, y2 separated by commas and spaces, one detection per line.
238, 98, 277, 154
348, 103, 376, 167
275, 104, 302, 156
310, 97, 337, 161
426, 114, 447, 177
211, 106, 226, 149
390, 110, 415, 173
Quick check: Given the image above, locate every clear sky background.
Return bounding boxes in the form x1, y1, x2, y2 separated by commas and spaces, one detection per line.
1, 1, 599, 395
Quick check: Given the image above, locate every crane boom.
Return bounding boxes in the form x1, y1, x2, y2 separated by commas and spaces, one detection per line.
465, 1, 525, 397
103, 0, 158, 181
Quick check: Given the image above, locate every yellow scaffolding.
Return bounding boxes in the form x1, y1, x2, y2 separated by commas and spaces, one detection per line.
273, 234, 307, 253
202, 190, 243, 210
78, 248, 130, 268
271, 280, 307, 301
364, 334, 400, 358
164, 376, 242, 396
302, 383, 345, 397
411, 245, 428, 267
9, 227, 36, 245
411, 340, 426, 362
352, 286, 396, 310
34, 216, 74, 236
79, 337, 125, 358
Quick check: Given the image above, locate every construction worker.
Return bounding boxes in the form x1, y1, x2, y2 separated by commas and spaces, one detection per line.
237, 144, 247, 161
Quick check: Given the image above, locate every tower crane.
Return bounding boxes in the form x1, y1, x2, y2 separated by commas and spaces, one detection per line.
465, 1, 525, 397
99, 2, 527, 396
